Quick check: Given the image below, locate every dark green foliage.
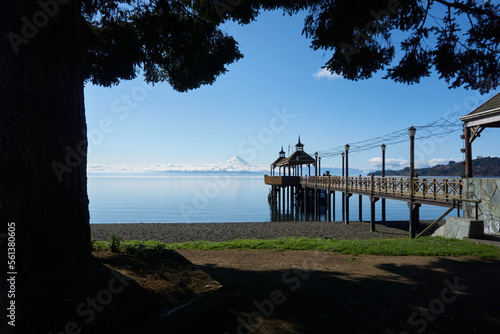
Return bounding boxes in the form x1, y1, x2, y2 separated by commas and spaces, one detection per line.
109, 234, 122, 253
93, 237, 500, 258
369, 157, 500, 177
81, 0, 500, 93
84, 21, 143, 87
294, 0, 500, 93
82, 0, 244, 91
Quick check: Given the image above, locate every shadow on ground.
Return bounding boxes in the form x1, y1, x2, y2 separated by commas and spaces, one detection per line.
14, 250, 217, 334
11, 251, 500, 334
180, 256, 500, 334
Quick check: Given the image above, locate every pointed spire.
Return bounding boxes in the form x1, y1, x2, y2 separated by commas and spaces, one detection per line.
295, 135, 304, 151
279, 145, 285, 157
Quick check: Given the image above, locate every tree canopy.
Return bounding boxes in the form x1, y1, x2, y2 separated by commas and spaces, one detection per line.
297, 0, 500, 93
81, 0, 244, 91
76, 0, 500, 93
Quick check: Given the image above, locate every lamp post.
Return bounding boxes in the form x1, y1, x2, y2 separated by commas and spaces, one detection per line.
318, 157, 321, 176
341, 152, 345, 222
345, 144, 350, 225
408, 126, 416, 238
381, 144, 386, 225
313, 152, 318, 220
315, 152, 318, 176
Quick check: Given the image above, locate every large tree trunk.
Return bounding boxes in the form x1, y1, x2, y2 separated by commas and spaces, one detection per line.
1, 0, 90, 272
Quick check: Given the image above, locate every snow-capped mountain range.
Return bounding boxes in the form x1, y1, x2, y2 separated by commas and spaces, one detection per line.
217, 156, 260, 171
88, 156, 268, 174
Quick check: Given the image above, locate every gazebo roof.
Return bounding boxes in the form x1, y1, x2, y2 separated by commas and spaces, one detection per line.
271, 145, 287, 166
271, 156, 287, 166
296, 136, 304, 148
276, 150, 315, 166
271, 137, 316, 168
460, 92, 500, 128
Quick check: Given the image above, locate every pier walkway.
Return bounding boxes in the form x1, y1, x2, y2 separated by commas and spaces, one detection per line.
265, 175, 480, 238
265, 175, 464, 206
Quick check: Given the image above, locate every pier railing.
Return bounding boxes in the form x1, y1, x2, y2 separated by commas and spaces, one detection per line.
264, 175, 301, 186
300, 176, 463, 202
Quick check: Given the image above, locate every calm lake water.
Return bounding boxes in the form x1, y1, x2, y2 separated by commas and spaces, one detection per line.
88, 173, 454, 224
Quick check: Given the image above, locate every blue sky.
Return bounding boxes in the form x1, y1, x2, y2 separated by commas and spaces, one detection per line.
84, 10, 499, 172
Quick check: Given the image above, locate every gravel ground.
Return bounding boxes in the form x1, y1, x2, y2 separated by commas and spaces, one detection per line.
90, 220, 422, 243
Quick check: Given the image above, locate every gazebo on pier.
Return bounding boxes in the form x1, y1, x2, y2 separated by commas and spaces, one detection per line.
271, 137, 316, 176
270, 146, 287, 176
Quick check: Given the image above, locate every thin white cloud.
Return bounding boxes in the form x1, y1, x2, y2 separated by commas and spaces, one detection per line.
312, 68, 342, 80
366, 157, 408, 170
425, 158, 460, 167
87, 156, 268, 173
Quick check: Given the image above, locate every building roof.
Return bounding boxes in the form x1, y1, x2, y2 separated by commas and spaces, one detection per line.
272, 137, 316, 167
276, 150, 315, 166
295, 136, 304, 148
271, 156, 287, 166
460, 92, 500, 128
271, 146, 287, 166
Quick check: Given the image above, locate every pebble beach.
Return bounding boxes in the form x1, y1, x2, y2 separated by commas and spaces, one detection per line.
90, 220, 418, 243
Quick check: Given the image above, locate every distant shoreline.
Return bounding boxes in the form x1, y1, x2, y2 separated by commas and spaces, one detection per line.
369, 157, 500, 177
87, 171, 267, 176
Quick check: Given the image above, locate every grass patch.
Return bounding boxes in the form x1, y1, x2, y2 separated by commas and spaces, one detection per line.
92, 237, 500, 258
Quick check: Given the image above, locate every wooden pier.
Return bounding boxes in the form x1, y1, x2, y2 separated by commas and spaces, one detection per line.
265, 174, 478, 238
300, 175, 463, 206
266, 93, 500, 236
265, 137, 484, 238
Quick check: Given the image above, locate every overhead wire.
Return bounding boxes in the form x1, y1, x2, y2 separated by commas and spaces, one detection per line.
317, 109, 468, 159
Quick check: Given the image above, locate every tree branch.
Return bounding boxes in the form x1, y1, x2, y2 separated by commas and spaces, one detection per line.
433, 0, 499, 18
418, 0, 432, 30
